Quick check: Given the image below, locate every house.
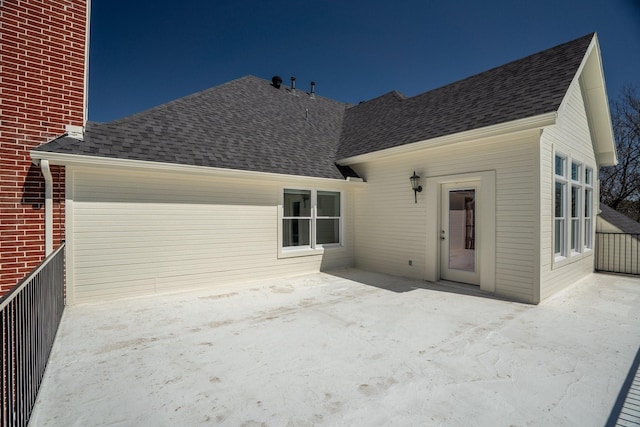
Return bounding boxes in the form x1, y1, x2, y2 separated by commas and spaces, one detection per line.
597, 203, 640, 234
30, 32, 616, 305
0, 0, 89, 295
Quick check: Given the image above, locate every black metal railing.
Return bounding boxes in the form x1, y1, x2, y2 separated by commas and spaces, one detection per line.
595, 233, 640, 275
1, 244, 65, 427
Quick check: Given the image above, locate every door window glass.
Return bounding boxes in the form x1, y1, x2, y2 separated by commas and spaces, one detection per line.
448, 189, 475, 272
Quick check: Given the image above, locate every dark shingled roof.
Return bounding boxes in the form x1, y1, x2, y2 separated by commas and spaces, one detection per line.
337, 33, 594, 159
35, 33, 595, 178
36, 76, 354, 180
599, 204, 640, 234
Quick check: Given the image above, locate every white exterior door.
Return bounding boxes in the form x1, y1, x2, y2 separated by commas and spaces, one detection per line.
440, 182, 480, 285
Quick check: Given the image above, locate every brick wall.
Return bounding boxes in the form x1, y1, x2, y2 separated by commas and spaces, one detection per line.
0, 0, 88, 295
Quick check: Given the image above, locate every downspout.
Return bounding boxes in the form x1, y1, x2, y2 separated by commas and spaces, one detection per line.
40, 159, 53, 256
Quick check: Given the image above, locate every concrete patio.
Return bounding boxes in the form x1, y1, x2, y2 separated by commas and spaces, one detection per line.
29, 270, 640, 426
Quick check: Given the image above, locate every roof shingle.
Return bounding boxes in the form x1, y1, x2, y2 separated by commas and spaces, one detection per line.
36, 76, 352, 180
599, 204, 640, 234
34, 33, 596, 178
337, 33, 594, 159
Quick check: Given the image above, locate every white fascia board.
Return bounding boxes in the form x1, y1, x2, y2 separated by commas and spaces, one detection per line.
561, 33, 617, 167
336, 111, 557, 165
586, 37, 618, 166
597, 151, 617, 167
29, 151, 366, 186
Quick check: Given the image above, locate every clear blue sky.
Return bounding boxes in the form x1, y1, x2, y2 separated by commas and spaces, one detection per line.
88, 0, 640, 122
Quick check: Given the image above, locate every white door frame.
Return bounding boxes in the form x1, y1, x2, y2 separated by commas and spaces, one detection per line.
440, 182, 481, 285
425, 171, 496, 293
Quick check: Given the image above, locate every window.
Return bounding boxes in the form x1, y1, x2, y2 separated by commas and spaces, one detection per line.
584, 168, 593, 249
570, 162, 581, 254
554, 155, 567, 257
554, 154, 594, 262
282, 189, 342, 250
283, 189, 311, 247
316, 191, 341, 244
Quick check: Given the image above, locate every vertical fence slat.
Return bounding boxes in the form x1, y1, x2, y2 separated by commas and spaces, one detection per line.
595, 232, 640, 276
0, 244, 65, 427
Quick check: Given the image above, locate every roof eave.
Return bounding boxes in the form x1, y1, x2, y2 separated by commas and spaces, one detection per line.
30, 151, 367, 186
574, 34, 617, 167
336, 111, 557, 165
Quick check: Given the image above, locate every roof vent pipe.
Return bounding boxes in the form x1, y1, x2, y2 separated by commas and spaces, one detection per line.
271, 75, 283, 89
310, 81, 315, 99
291, 76, 296, 90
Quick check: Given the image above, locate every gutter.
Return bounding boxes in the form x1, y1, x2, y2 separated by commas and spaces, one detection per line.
29, 151, 367, 186
40, 159, 53, 256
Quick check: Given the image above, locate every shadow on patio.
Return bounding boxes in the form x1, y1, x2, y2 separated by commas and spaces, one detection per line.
606, 342, 640, 426
326, 268, 510, 301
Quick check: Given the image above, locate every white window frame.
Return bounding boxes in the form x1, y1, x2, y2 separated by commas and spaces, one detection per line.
553, 152, 594, 265
282, 188, 313, 249
570, 161, 582, 256
554, 154, 568, 261
315, 190, 342, 247
279, 188, 343, 258
584, 167, 593, 250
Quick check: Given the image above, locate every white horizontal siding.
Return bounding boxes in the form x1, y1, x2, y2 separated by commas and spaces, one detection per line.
539, 78, 598, 300
352, 132, 539, 302
67, 166, 354, 304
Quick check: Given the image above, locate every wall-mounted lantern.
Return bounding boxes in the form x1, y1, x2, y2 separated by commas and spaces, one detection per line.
410, 171, 423, 203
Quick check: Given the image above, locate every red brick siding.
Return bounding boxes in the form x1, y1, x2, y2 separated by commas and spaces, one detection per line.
0, 0, 87, 295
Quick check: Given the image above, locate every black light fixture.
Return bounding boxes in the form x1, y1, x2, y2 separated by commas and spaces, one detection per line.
410, 171, 422, 203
